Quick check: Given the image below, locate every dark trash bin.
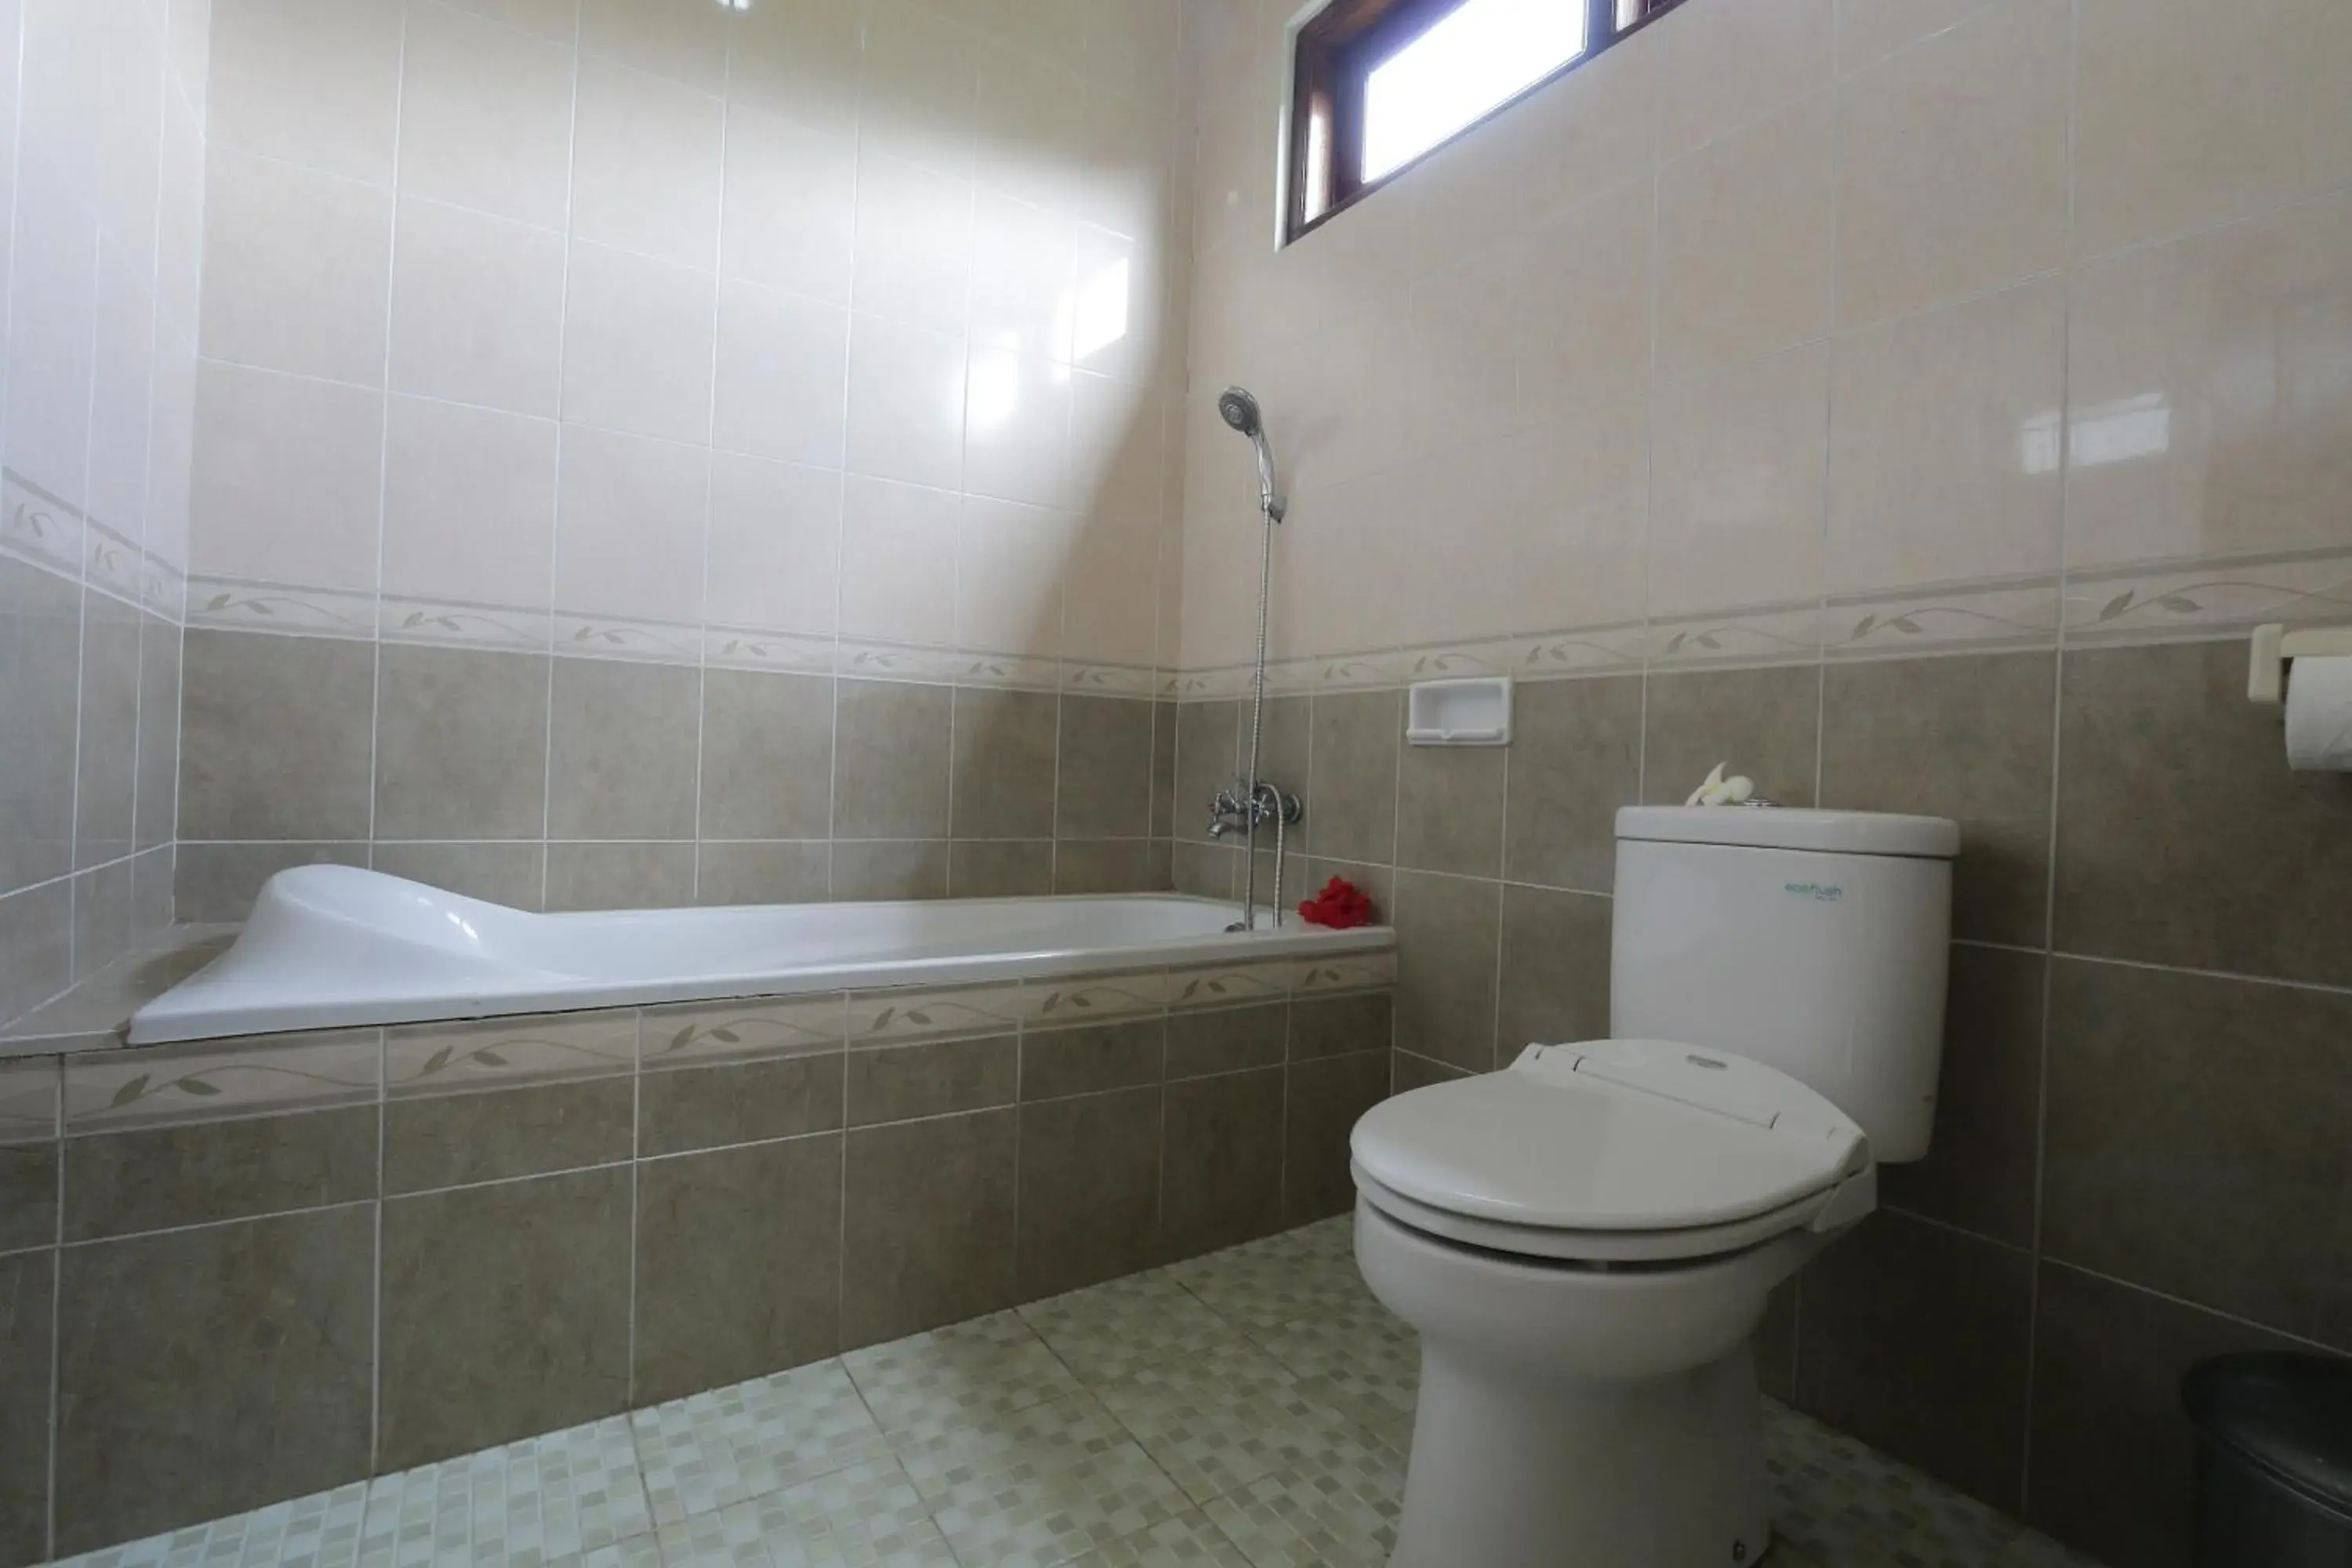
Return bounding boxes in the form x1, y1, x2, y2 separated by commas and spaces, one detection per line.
2183, 1353, 2352, 1568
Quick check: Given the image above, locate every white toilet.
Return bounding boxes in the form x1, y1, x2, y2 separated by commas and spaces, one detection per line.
1352, 805, 1960, 1567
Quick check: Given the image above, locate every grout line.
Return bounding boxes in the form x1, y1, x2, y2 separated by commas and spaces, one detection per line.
360, 9, 413, 880
541, 4, 586, 915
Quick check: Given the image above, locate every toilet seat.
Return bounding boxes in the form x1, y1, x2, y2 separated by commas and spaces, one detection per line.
1352, 1040, 1876, 1265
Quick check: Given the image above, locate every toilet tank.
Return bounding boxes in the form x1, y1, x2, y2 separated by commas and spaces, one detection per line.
1610, 807, 1958, 1162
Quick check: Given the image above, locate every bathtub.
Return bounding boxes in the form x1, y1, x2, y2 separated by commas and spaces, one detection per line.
129, 865, 1396, 1045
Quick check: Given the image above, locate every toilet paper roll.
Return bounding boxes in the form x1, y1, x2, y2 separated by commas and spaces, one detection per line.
2285, 655, 2352, 771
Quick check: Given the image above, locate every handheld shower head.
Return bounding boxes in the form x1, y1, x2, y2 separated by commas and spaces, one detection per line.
1218, 387, 1285, 522
1218, 387, 1261, 436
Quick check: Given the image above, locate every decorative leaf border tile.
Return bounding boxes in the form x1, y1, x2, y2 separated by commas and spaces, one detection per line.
1293, 949, 1397, 995
1645, 602, 1825, 670
2064, 547, 2352, 644
0, 467, 87, 583
1019, 969, 1170, 1027
1167, 960, 1299, 1012
187, 575, 377, 640
848, 982, 1027, 1046
386, 1013, 638, 1098
1064, 661, 1159, 698
0, 1057, 60, 1145
64, 1029, 383, 1130
379, 594, 553, 655
641, 995, 851, 1069
554, 612, 706, 666
1823, 578, 2063, 659
704, 625, 837, 675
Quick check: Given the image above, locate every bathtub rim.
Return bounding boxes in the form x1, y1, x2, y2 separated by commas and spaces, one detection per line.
125, 884, 1396, 1048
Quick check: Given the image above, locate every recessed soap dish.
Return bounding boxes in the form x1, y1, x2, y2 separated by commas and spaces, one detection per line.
1406, 677, 1512, 746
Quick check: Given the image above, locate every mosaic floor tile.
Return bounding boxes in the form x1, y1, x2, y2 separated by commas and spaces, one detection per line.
1243, 1299, 1419, 1433
1091, 1342, 1394, 1509
356, 1417, 652, 1568
51, 1483, 372, 1568
1062, 1510, 1254, 1568
1165, 1236, 1381, 1334
633, 1361, 895, 1525
842, 1311, 1086, 1434
1198, 1465, 1402, 1568
1017, 1269, 1254, 1385
752, 1458, 962, 1568
546, 1537, 662, 1568
892, 1392, 1189, 1568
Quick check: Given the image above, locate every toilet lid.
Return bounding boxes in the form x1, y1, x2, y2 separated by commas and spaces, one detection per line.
1352, 1040, 1868, 1235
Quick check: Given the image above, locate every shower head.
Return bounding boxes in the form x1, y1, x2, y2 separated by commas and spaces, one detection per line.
1217, 387, 1284, 522
1218, 387, 1262, 437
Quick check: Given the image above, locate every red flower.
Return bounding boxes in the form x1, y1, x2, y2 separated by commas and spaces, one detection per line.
1298, 875, 1376, 929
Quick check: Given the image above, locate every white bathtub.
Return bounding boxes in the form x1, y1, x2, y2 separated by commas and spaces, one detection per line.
129, 866, 1395, 1045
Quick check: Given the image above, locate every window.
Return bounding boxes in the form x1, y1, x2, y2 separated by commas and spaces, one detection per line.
1287, 0, 1687, 241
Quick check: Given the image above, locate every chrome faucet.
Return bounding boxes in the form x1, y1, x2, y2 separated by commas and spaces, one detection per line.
1208, 777, 1303, 931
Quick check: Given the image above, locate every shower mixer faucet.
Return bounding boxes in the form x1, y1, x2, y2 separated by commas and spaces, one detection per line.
1208, 779, 1303, 931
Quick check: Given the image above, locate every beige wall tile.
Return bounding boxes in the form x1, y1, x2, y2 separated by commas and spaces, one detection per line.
569, 54, 724, 271
579, 0, 729, 94
2074, 0, 2352, 260
1828, 278, 2064, 595
209, 0, 401, 181
1834, 0, 2068, 326
954, 496, 1070, 659
728, 0, 863, 137
963, 350, 1073, 509
199, 145, 391, 386
389, 196, 567, 417
1835, 0, 1994, 74
859, 0, 980, 181
705, 453, 843, 637
720, 103, 858, 306
713, 280, 849, 468
1650, 342, 1831, 618
838, 475, 959, 646
1656, 92, 1835, 381
189, 361, 383, 591
844, 316, 967, 491
973, 40, 1089, 219
379, 396, 559, 610
1515, 180, 1654, 425
2065, 191, 2352, 570
1657, 0, 1832, 160
397, 0, 576, 231
851, 149, 974, 339
560, 241, 717, 445
552, 425, 710, 623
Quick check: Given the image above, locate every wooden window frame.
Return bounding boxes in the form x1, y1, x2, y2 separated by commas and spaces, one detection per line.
1285, 0, 1690, 243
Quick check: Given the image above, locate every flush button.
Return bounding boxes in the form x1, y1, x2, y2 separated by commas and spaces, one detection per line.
1686, 1054, 1727, 1070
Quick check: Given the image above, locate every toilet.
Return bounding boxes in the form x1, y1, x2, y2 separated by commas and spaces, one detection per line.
1352, 805, 1960, 1567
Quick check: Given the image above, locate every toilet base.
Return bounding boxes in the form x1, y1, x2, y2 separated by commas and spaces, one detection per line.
1389, 1339, 1769, 1568
1357, 1199, 1822, 1568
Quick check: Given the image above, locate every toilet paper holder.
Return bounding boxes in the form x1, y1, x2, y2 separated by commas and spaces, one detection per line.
2248, 623, 2352, 705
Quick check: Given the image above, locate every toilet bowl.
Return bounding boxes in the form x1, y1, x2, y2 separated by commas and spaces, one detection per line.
1353, 806, 1959, 1567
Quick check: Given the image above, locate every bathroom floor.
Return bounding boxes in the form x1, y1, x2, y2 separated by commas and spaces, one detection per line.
47, 1217, 2096, 1568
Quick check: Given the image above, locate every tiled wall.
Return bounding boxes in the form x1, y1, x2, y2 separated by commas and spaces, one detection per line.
0, 958, 1395, 1562
173, 628, 1181, 918
1168, 1, 2352, 1564
1174, 0, 2351, 684
1171, 637, 2352, 1568
0, 0, 210, 1029
170, 0, 1199, 918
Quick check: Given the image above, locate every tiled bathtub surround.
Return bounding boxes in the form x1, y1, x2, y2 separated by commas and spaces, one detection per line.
0, 0, 212, 1030
172, 630, 1181, 917
182, 0, 1192, 709
1171, 635, 2352, 1568
0, 953, 1394, 1561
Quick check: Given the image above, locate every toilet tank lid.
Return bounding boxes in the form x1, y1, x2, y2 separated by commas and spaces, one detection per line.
1616, 806, 1958, 858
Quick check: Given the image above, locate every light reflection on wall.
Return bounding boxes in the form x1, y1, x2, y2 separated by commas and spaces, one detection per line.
2019, 393, 2172, 476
